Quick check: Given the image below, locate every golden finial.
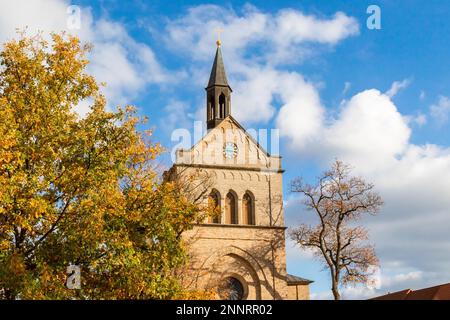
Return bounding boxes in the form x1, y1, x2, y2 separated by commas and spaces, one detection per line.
215, 28, 223, 47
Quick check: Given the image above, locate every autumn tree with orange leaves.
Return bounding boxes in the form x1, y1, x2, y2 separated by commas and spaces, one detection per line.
290, 160, 383, 300
0, 33, 208, 299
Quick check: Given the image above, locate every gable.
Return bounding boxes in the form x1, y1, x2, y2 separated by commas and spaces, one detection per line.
176, 116, 280, 171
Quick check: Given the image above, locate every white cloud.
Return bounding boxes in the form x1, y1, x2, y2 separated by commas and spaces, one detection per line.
232, 67, 325, 127
231, 67, 278, 123
166, 5, 450, 300
165, 5, 267, 64
0, 0, 173, 112
4, 1, 446, 300
164, 5, 359, 124
274, 10, 359, 45
268, 10, 359, 64
277, 89, 412, 168
342, 81, 351, 95
0, 0, 70, 41
274, 72, 324, 147
311, 270, 426, 300
280, 85, 450, 298
165, 7, 450, 299
385, 78, 411, 98
161, 99, 192, 133
75, 98, 93, 118
325, 90, 411, 167
420, 90, 426, 101
384, 271, 423, 287
430, 96, 450, 123
165, 5, 359, 62
413, 113, 427, 126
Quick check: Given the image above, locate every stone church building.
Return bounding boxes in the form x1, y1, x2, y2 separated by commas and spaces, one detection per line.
165, 42, 312, 300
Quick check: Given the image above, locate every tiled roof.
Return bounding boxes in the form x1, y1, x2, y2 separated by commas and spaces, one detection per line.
371, 283, 450, 300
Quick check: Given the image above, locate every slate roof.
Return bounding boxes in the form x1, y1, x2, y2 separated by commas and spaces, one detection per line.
286, 274, 314, 285
207, 46, 231, 90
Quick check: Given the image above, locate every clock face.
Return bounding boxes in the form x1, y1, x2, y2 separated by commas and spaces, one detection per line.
223, 142, 238, 159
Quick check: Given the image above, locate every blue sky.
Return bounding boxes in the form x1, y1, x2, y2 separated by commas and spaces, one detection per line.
1, 0, 450, 299
75, 0, 450, 144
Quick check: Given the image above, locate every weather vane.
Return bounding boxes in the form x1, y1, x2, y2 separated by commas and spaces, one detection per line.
215, 27, 223, 47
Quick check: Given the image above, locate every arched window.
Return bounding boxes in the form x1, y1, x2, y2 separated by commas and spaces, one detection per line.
218, 277, 245, 300
210, 96, 216, 120
225, 191, 238, 224
208, 190, 221, 224
242, 192, 255, 225
219, 93, 226, 118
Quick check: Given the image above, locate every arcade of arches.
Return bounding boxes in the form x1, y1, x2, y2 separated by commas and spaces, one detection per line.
208, 190, 255, 226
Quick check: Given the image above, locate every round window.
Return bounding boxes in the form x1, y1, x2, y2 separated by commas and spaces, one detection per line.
223, 142, 238, 159
218, 277, 245, 300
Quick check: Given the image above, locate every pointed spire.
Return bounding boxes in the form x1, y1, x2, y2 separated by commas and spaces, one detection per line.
207, 45, 231, 90
205, 42, 232, 129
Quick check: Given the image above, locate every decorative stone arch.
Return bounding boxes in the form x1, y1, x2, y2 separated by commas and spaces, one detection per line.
237, 130, 245, 143
200, 246, 269, 300
210, 171, 218, 179
245, 137, 251, 164
220, 272, 249, 300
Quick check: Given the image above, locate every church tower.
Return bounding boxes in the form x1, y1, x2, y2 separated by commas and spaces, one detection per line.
165, 42, 312, 300
206, 41, 232, 129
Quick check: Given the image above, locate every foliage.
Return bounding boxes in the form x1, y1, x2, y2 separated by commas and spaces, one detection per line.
173, 290, 217, 300
0, 32, 204, 299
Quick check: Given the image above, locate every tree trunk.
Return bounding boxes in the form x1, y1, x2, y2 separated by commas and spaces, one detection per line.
331, 274, 341, 300
332, 284, 341, 300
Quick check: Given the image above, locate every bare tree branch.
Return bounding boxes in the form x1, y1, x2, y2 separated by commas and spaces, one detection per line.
289, 160, 383, 300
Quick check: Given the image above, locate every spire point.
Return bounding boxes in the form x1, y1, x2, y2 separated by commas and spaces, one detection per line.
215, 28, 223, 48
206, 41, 230, 89
206, 41, 232, 129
